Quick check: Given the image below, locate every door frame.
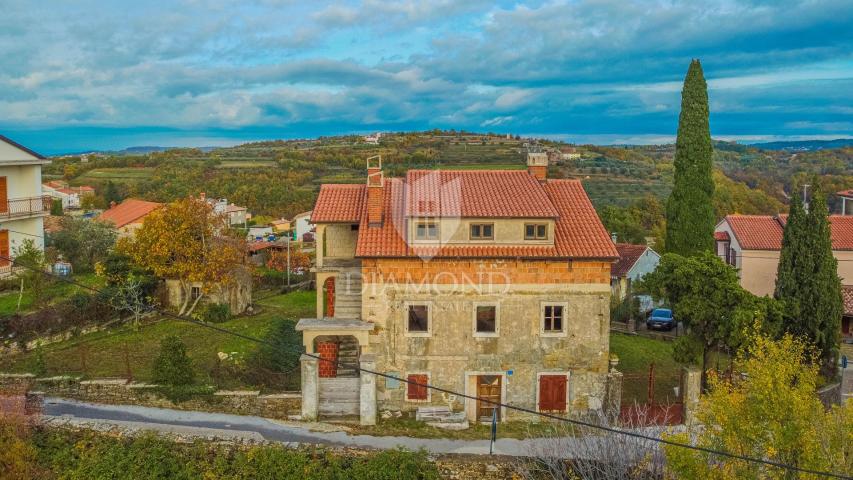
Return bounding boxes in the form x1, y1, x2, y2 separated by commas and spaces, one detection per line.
535, 371, 571, 413
464, 371, 507, 423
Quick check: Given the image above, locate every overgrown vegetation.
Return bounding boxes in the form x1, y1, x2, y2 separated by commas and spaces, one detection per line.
1, 426, 439, 480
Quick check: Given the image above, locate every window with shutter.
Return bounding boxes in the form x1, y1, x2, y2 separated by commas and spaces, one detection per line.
406, 373, 429, 401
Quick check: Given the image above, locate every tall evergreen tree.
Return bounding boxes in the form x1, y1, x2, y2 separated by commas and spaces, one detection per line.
775, 183, 842, 377
665, 59, 715, 256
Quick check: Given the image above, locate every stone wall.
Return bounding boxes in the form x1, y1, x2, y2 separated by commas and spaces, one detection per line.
0, 374, 301, 420
359, 258, 612, 421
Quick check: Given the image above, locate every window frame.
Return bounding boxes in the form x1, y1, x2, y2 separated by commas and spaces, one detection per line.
540, 301, 568, 337
472, 302, 500, 338
469, 222, 495, 241
414, 219, 439, 241
404, 301, 432, 337
405, 372, 431, 402
524, 222, 548, 240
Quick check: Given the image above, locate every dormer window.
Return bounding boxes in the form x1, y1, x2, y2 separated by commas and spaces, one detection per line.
415, 220, 439, 240
470, 223, 494, 240
525, 223, 548, 240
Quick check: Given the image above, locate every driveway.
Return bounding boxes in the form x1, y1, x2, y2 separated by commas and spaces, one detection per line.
42, 397, 665, 457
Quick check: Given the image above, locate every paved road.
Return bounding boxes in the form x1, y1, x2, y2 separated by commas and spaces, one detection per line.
42, 397, 569, 456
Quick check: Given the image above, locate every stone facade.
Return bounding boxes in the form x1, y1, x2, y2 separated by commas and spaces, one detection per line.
360, 258, 611, 421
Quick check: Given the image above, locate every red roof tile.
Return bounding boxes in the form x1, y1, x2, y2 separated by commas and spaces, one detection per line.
842, 285, 853, 316
837, 189, 853, 198
714, 231, 730, 241
724, 214, 853, 251
349, 174, 618, 259
311, 184, 366, 223
97, 199, 162, 228
405, 170, 558, 218
612, 243, 648, 277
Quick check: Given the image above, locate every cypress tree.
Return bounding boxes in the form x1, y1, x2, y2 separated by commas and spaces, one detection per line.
776, 183, 842, 377
665, 59, 715, 256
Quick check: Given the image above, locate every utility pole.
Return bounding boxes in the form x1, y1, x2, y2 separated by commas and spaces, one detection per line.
286, 236, 291, 287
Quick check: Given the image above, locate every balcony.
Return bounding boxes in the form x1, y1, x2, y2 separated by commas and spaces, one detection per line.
0, 195, 52, 220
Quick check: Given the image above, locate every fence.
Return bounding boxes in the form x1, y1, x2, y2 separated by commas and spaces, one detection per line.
0, 195, 52, 219
620, 363, 684, 425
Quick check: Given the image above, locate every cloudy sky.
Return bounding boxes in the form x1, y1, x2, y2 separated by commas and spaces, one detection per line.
1, 0, 852, 154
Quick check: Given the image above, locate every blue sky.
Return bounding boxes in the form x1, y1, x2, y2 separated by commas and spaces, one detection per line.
1, 0, 852, 154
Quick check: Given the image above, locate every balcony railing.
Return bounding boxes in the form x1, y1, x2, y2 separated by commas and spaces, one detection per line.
0, 195, 52, 219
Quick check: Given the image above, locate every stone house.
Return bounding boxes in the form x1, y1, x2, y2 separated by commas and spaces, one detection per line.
298, 155, 619, 425
97, 198, 163, 238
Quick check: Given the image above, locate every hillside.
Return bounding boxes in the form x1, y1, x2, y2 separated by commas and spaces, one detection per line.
45, 131, 850, 243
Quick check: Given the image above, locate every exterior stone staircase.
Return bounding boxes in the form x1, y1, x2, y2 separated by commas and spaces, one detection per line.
335, 336, 360, 378
333, 271, 362, 319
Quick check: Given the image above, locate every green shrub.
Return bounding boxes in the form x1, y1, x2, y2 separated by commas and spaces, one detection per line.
350, 448, 439, 480
199, 303, 230, 323
151, 335, 194, 387
31, 347, 48, 377
154, 384, 216, 404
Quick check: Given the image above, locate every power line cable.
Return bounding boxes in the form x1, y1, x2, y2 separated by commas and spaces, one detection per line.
1, 255, 849, 479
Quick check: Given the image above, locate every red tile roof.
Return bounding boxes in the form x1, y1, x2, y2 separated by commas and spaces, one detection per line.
723, 214, 853, 251
405, 170, 558, 218
842, 285, 853, 316
339, 172, 618, 259
311, 184, 366, 223
612, 243, 649, 277
714, 231, 730, 241
97, 199, 162, 228
837, 189, 853, 198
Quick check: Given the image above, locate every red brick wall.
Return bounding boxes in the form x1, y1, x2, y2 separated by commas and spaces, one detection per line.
317, 342, 339, 378
528, 165, 547, 181
362, 258, 611, 285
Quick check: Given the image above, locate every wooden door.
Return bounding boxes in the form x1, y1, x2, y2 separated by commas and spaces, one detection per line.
477, 375, 502, 421
0, 230, 9, 267
324, 277, 335, 317
539, 375, 568, 412
0, 177, 7, 213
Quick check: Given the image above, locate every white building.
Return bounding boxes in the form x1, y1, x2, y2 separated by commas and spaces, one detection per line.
292, 210, 314, 241
0, 135, 51, 275
202, 193, 248, 228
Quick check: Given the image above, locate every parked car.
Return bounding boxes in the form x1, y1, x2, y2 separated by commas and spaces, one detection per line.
646, 308, 675, 331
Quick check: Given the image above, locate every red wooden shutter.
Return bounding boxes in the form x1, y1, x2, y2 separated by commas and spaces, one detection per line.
539, 375, 567, 412
0, 230, 9, 267
0, 177, 7, 213
407, 374, 428, 400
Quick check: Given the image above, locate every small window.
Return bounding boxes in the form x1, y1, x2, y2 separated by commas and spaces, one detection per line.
525, 223, 548, 240
415, 221, 439, 240
475, 305, 498, 335
351, 224, 359, 231
406, 373, 429, 401
190, 286, 201, 300
407, 304, 430, 333
543, 304, 564, 333
470, 223, 494, 240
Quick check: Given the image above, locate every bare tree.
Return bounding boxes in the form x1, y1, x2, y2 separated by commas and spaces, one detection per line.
516, 404, 675, 480
111, 274, 151, 330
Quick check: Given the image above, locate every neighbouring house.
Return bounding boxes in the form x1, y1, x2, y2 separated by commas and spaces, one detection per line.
246, 240, 286, 265
363, 132, 382, 145
611, 242, 660, 312
560, 146, 581, 161
202, 193, 248, 228
97, 198, 163, 237
297, 153, 619, 426
165, 266, 253, 315
839, 189, 853, 215
0, 135, 51, 276
42, 181, 95, 209
714, 214, 853, 297
247, 225, 274, 241
292, 210, 314, 242
271, 218, 291, 234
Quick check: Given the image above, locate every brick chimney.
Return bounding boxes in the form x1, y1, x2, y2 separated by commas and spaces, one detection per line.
367, 155, 384, 226
527, 152, 548, 181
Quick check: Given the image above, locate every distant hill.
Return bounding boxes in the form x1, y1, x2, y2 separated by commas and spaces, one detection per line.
749, 138, 853, 151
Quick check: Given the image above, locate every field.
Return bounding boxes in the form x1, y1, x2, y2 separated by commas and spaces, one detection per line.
77, 167, 155, 184
580, 176, 671, 207
216, 160, 278, 168
0, 273, 104, 316
0, 290, 314, 390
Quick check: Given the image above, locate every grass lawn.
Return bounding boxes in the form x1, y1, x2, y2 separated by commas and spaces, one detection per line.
0, 273, 104, 316
0, 291, 315, 391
